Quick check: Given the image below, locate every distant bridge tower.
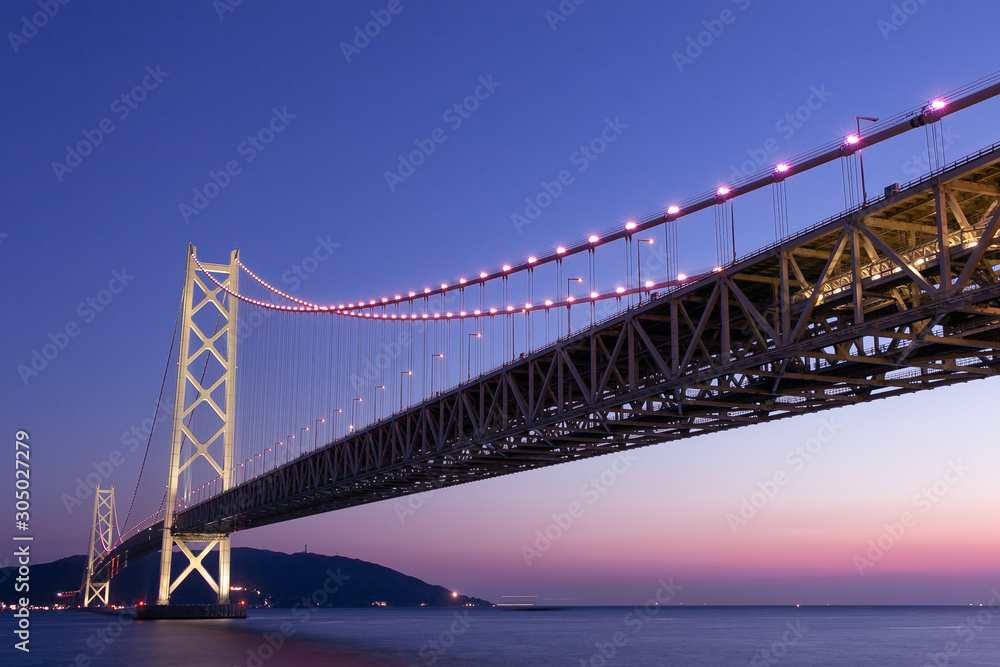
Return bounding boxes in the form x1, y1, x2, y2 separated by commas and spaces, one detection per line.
83, 485, 115, 607
156, 245, 238, 606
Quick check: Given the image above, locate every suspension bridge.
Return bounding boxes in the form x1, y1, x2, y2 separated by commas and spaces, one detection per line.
81, 73, 1000, 617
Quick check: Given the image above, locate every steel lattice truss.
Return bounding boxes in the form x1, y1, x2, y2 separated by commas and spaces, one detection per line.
94, 144, 1000, 582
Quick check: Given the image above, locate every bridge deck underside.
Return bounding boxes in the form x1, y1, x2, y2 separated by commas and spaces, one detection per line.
95, 144, 1000, 582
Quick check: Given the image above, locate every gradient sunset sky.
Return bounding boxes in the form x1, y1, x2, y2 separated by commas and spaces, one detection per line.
4, 1, 1000, 605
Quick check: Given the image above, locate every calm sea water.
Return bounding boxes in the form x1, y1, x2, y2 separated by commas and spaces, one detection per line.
2, 606, 999, 666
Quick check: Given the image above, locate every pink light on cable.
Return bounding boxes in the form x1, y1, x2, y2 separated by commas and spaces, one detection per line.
930, 99, 946, 110
528, 256, 537, 264
502, 264, 511, 272
644, 280, 654, 288
556, 246, 567, 254
616, 286, 625, 294
677, 273, 687, 281
590, 291, 599, 299
845, 134, 861, 145
667, 205, 680, 215
717, 186, 730, 196
480, 271, 488, 279
625, 221, 637, 231
588, 235, 599, 244
776, 163, 790, 173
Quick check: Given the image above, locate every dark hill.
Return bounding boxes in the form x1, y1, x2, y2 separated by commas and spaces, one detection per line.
0, 547, 490, 608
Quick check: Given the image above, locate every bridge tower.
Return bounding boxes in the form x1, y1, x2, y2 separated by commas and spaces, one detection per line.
83, 485, 114, 607
156, 245, 239, 607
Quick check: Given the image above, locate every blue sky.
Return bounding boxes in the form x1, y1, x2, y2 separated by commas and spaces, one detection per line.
4, 0, 1000, 605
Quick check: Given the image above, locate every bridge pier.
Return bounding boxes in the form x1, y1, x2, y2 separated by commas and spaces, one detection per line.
136, 603, 246, 620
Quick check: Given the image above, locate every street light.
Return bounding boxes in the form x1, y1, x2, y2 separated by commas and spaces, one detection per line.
314, 418, 325, 450
467, 333, 482, 380
567, 277, 583, 335
636, 239, 654, 298
856, 116, 879, 205
299, 427, 309, 458
430, 354, 444, 395
400, 371, 412, 412
374, 386, 386, 422
352, 398, 363, 433
331, 409, 343, 440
